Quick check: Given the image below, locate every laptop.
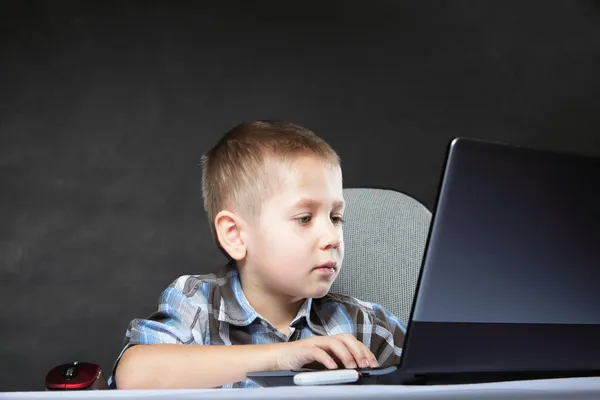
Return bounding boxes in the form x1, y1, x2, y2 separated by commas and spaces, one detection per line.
248, 137, 600, 387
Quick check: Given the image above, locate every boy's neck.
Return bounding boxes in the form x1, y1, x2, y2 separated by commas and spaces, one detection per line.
238, 272, 305, 335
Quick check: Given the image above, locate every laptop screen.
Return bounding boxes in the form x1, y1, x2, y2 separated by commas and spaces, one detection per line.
414, 139, 600, 325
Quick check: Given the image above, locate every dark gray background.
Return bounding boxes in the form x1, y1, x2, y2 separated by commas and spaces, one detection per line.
1, 0, 599, 392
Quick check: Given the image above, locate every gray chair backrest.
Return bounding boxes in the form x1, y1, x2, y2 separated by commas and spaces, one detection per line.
331, 188, 432, 324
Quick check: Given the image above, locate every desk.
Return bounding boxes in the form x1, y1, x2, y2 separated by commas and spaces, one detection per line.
2, 378, 600, 399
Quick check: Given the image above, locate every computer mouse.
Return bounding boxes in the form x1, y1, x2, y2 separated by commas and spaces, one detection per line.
45, 361, 109, 390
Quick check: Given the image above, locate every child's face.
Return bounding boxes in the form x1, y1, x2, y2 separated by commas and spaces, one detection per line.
243, 156, 345, 300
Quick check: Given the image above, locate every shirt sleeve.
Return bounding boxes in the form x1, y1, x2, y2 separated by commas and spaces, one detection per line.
108, 276, 209, 388
368, 303, 406, 368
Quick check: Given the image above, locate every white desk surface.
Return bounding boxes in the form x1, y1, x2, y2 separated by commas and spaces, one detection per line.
2, 378, 600, 400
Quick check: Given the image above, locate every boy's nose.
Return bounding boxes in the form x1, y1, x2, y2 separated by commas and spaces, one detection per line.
328, 238, 342, 250
320, 230, 342, 250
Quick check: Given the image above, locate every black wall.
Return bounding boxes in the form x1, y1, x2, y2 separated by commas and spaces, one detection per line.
1, 0, 599, 391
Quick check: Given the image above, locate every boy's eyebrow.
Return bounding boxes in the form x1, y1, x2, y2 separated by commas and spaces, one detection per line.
291, 198, 345, 210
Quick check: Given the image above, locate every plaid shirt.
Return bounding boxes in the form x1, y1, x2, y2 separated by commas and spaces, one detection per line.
109, 263, 406, 389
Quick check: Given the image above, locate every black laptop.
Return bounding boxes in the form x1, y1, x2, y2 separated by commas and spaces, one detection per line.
248, 137, 600, 387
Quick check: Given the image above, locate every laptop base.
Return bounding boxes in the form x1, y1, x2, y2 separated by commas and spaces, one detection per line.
398, 369, 600, 385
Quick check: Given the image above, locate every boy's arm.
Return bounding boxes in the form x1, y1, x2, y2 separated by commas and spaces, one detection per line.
117, 334, 378, 389
116, 342, 283, 389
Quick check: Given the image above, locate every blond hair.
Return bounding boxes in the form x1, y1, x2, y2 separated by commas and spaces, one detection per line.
201, 120, 340, 250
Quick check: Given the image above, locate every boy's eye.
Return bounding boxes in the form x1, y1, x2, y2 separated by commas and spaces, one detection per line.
296, 215, 312, 224
331, 215, 345, 225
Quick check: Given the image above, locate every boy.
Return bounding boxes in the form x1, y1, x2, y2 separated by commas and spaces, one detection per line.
110, 121, 405, 389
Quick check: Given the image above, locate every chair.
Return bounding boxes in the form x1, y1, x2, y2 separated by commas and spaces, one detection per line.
45, 187, 432, 390
332, 188, 431, 324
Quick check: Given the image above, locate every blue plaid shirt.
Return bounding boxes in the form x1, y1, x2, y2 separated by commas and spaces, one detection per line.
109, 263, 406, 388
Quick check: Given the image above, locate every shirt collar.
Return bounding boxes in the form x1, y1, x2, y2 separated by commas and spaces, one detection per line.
216, 263, 328, 336
216, 263, 260, 326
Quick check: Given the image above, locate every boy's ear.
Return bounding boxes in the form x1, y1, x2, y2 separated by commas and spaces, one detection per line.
214, 210, 247, 260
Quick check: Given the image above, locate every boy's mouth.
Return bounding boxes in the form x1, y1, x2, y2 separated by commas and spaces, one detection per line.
313, 262, 337, 274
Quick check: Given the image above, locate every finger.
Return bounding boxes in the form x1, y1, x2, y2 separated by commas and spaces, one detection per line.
338, 334, 379, 368
364, 346, 379, 368
309, 347, 338, 370
336, 334, 370, 368
324, 338, 358, 369
359, 342, 379, 368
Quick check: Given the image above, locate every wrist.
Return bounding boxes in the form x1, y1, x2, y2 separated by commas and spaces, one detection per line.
261, 342, 287, 371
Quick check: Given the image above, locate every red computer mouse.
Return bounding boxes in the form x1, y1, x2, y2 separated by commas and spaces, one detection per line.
45, 362, 109, 390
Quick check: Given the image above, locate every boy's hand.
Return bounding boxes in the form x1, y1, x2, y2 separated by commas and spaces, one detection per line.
274, 334, 379, 371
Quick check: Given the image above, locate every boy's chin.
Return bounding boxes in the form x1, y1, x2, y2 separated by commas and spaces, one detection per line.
301, 284, 333, 299
309, 290, 330, 299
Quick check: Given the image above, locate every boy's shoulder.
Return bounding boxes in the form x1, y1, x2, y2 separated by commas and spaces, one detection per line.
166, 264, 236, 298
